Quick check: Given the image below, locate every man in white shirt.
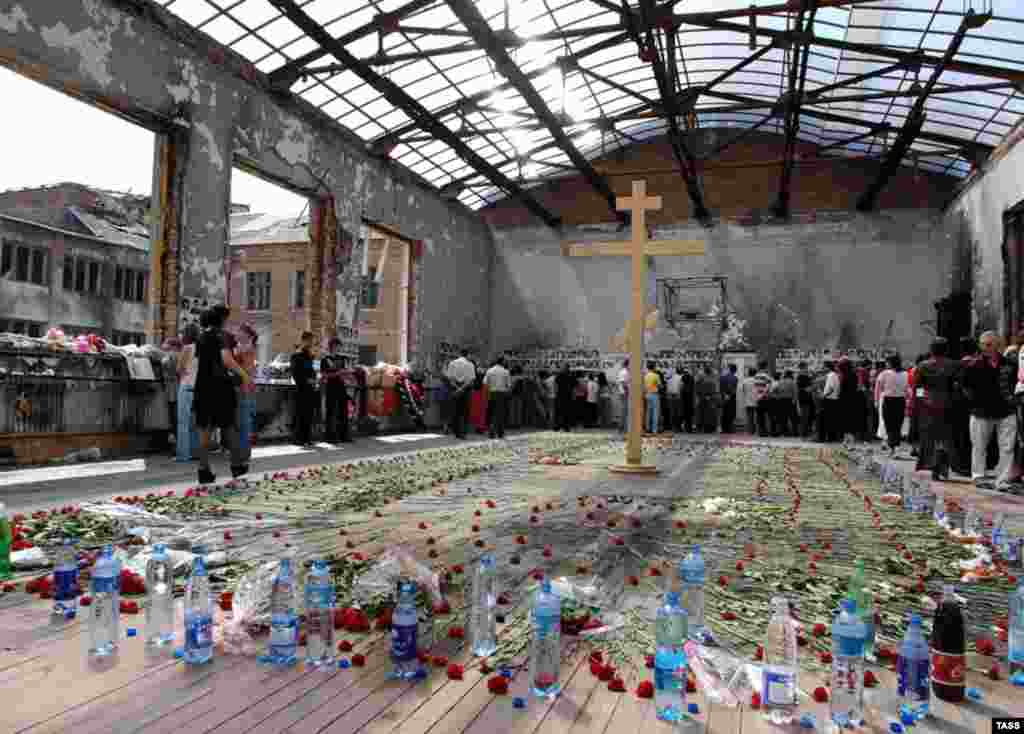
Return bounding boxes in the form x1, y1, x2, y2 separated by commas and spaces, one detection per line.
542, 371, 557, 428
618, 359, 630, 433
484, 357, 511, 438
445, 348, 476, 439
667, 365, 683, 432
586, 373, 599, 427
821, 360, 841, 442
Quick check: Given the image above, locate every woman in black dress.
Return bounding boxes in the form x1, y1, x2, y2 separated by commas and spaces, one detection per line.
192, 304, 249, 484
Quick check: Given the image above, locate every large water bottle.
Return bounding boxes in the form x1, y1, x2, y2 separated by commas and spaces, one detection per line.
266, 555, 298, 666
847, 559, 876, 660
184, 545, 213, 665
389, 577, 422, 680
305, 559, 335, 667
471, 553, 497, 658
1010, 581, 1024, 677
762, 596, 798, 725
88, 545, 120, 658
145, 544, 175, 646
679, 545, 705, 641
529, 579, 561, 698
653, 591, 688, 722
897, 614, 930, 719
830, 598, 866, 728
53, 537, 79, 620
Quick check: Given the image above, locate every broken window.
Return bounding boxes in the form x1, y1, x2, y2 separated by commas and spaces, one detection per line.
247, 271, 271, 311
0, 242, 11, 277
293, 270, 305, 309
136, 271, 146, 303
30, 249, 45, 285
63, 257, 73, 290
15, 245, 29, 282
362, 266, 379, 308
88, 261, 100, 294
75, 259, 85, 292
114, 266, 123, 299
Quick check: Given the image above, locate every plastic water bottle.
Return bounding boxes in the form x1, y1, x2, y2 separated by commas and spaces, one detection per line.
53, 537, 79, 620
897, 614, 930, 719
184, 545, 213, 665
654, 591, 688, 721
305, 559, 335, 667
830, 598, 866, 727
0, 503, 12, 580
145, 544, 175, 645
266, 555, 298, 666
933, 488, 946, 526
847, 559, 876, 660
88, 545, 120, 658
1010, 581, 1024, 676
762, 596, 798, 725
679, 545, 705, 641
529, 579, 561, 698
389, 577, 422, 680
470, 553, 497, 657
964, 504, 981, 537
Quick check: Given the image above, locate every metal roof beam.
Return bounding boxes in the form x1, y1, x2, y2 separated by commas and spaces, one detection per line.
856, 9, 987, 212
806, 58, 917, 100
443, 0, 624, 224
267, 0, 437, 89
265, 0, 561, 228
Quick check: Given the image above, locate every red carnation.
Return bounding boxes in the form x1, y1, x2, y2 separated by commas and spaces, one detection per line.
338, 640, 353, 652
636, 680, 654, 698
598, 665, 615, 682
448, 627, 465, 640
645, 655, 654, 669
590, 660, 604, 677
648, 567, 662, 577
819, 651, 833, 664
627, 575, 639, 586
450, 565, 464, 574
486, 500, 496, 508
976, 638, 996, 656
608, 677, 626, 692
119, 600, 140, 614
487, 676, 509, 694
479, 660, 492, 674
750, 692, 761, 709
419, 522, 429, 530
812, 623, 827, 637
447, 663, 464, 680
542, 546, 553, 558
472, 525, 480, 532
516, 536, 527, 545
812, 687, 829, 703
863, 670, 878, 687
352, 654, 366, 667
735, 561, 745, 572
432, 655, 448, 667
79, 595, 92, 606
720, 611, 737, 621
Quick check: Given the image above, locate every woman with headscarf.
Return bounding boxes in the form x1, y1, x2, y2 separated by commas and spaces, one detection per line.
912, 338, 958, 480
192, 305, 249, 483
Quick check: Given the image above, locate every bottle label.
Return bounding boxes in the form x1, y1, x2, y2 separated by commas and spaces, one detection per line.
897, 655, 930, 703
654, 664, 686, 693
763, 669, 796, 706
391, 622, 417, 662
271, 616, 297, 646
930, 650, 964, 686
54, 568, 78, 601
831, 658, 859, 694
836, 635, 864, 657
186, 615, 212, 649
91, 576, 118, 594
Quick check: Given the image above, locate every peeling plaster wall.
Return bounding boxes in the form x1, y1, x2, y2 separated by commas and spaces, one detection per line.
946, 131, 1024, 335
491, 211, 955, 360
2, 0, 494, 359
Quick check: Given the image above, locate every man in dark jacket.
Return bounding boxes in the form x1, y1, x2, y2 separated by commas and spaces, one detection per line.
962, 331, 1018, 490
720, 364, 739, 433
680, 367, 695, 433
290, 331, 318, 448
320, 338, 351, 444
554, 363, 576, 432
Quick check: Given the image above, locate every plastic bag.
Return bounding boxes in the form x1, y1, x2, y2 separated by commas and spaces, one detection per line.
223, 559, 278, 656
122, 547, 196, 579
350, 545, 443, 606
683, 641, 744, 707
11, 547, 50, 570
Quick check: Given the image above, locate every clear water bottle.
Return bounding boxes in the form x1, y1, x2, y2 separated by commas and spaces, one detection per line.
53, 537, 79, 620
653, 591, 688, 722
1010, 581, 1024, 676
145, 544, 175, 646
389, 577, 422, 680
762, 596, 798, 725
964, 504, 981, 537
933, 488, 946, 526
471, 553, 497, 658
88, 544, 120, 658
847, 559, 876, 660
679, 545, 705, 641
265, 555, 298, 666
529, 579, 561, 698
830, 598, 866, 727
897, 614, 930, 719
184, 545, 213, 665
305, 559, 335, 667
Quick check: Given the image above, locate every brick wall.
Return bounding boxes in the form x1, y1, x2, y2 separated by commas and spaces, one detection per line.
359, 235, 410, 365
480, 131, 960, 228
227, 241, 309, 357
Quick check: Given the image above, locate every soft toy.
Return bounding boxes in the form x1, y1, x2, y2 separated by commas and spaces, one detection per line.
45, 327, 65, 352
74, 335, 90, 354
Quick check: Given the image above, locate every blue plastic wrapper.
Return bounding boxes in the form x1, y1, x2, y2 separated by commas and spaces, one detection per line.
799, 713, 817, 730
687, 703, 699, 714
126, 628, 137, 638
889, 723, 904, 734
513, 697, 526, 709
501, 668, 513, 679
338, 659, 351, 669
966, 687, 983, 701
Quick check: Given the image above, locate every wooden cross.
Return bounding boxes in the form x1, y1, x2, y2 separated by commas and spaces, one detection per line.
562, 180, 707, 474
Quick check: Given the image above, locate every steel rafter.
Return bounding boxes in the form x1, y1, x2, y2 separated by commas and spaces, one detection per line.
443, 0, 624, 223
856, 9, 988, 212
265, 0, 561, 227
773, 0, 818, 219
627, 0, 710, 222
267, 0, 437, 89
806, 58, 919, 100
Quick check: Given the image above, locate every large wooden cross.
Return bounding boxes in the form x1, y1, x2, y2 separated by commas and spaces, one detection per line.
562, 180, 706, 474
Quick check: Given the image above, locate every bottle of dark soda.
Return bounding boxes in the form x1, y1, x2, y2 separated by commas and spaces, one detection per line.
930, 585, 965, 702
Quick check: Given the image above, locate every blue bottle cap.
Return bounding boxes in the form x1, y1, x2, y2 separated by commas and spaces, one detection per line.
512, 697, 526, 709
414, 669, 428, 680
899, 710, 916, 726
1011, 671, 1024, 687
173, 647, 184, 659
687, 703, 699, 714
966, 687, 984, 701
501, 668, 513, 678
338, 658, 350, 669
126, 628, 137, 637
889, 723, 904, 734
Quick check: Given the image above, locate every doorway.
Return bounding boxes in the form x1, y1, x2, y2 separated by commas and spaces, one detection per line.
359, 223, 415, 366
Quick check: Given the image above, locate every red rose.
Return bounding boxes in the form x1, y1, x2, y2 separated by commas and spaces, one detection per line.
434, 600, 452, 615
976, 638, 996, 656
735, 561, 745, 572
988, 664, 1001, 681
375, 608, 393, 630
542, 546, 552, 558
876, 646, 896, 661
352, 654, 366, 667
754, 645, 764, 661
119, 600, 139, 614
627, 576, 639, 586
1, 583, 15, 593
338, 640, 353, 652
486, 500, 496, 508
432, 655, 448, 667
419, 522, 429, 530
448, 627, 465, 640
590, 660, 605, 676
598, 665, 615, 682
812, 687, 829, 703
636, 680, 654, 698
479, 661, 492, 674
863, 670, 878, 687
819, 651, 833, 664
516, 536, 527, 545
750, 692, 761, 709
417, 650, 431, 664
590, 651, 603, 663
608, 677, 626, 692
219, 592, 234, 611
79, 595, 92, 606
812, 623, 827, 637
472, 525, 480, 532
648, 567, 662, 577
718, 575, 729, 587
645, 655, 654, 669
451, 565, 464, 574
720, 611, 737, 621
447, 663, 464, 680
340, 608, 370, 633
799, 544, 808, 553
822, 542, 832, 551
487, 676, 509, 694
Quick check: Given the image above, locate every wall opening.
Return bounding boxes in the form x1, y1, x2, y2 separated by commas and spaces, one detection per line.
229, 166, 311, 366
357, 222, 416, 367
0, 67, 156, 345
1004, 200, 1024, 338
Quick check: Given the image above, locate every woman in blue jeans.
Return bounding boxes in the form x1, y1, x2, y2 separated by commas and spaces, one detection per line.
175, 324, 200, 462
